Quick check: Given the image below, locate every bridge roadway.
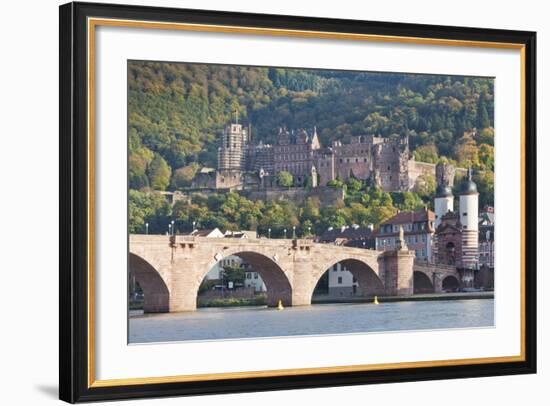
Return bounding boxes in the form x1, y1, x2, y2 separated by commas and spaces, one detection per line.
129, 234, 460, 313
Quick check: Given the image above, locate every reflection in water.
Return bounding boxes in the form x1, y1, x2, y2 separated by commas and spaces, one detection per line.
129, 299, 494, 344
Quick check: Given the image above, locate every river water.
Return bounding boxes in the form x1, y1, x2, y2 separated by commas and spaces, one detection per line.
129, 298, 494, 344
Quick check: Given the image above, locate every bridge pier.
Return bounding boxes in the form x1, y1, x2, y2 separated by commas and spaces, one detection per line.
382, 250, 415, 296
433, 273, 444, 293
168, 258, 210, 312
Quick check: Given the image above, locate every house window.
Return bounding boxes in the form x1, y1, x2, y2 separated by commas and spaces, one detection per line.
338, 276, 343, 284
254, 273, 258, 279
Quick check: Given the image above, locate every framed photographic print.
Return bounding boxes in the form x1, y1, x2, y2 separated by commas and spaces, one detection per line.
59, 1, 537, 403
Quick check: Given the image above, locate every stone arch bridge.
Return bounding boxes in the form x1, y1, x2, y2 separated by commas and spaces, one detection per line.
129, 235, 459, 313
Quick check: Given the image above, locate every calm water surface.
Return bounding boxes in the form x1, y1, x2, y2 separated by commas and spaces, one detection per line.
129, 299, 494, 343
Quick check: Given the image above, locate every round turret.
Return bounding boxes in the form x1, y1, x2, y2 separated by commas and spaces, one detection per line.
460, 168, 478, 195
435, 184, 453, 198
459, 167, 479, 231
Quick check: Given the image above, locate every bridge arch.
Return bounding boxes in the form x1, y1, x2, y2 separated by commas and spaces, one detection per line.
413, 271, 434, 293
442, 275, 460, 292
312, 257, 384, 299
129, 253, 170, 313
202, 250, 293, 307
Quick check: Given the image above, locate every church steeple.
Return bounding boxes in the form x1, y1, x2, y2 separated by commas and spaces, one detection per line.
310, 125, 320, 149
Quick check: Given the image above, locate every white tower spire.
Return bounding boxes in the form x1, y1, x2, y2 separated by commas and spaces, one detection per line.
459, 167, 479, 272
434, 162, 455, 229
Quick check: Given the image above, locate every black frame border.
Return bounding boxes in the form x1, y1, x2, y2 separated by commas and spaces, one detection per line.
59, 1, 537, 403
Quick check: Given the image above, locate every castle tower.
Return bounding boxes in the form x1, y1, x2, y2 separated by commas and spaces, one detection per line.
217, 121, 248, 171
434, 162, 456, 229
459, 168, 479, 278
216, 115, 249, 189
372, 134, 410, 191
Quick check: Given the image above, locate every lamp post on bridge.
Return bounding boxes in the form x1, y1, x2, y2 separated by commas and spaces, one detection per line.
171, 220, 175, 236
292, 226, 296, 239
168, 223, 171, 236
283, 228, 287, 239
192, 221, 196, 233
145, 222, 149, 235
268, 228, 271, 239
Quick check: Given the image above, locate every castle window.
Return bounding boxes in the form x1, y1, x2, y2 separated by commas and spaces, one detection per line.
355, 158, 358, 162
387, 165, 391, 170
389, 176, 392, 181
364, 158, 367, 162
340, 159, 343, 163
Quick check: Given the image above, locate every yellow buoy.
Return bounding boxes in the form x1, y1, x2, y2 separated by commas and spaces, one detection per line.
373, 296, 379, 305
277, 299, 284, 310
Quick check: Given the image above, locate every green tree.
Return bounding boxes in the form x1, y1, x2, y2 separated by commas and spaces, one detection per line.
477, 92, 491, 129
478, 127, 495, 146
173, 201, 209, 231
391, 191, 425, 211
413, 144, 439, 163
301, 197, 321, 223
414, 173, 436, 200
454, 135, 480, 169
478, 144, 495, 171
128, 190, 172, 233
327, 178, 345, 189
171, 163, 199, 189
147, 153, 171, 190
277, 171, 293, 188
474, 171, 494, 208
222, 265, 245, 285
346, 176, 362, 192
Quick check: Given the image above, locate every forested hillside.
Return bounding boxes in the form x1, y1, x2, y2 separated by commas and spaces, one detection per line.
128, 61, 495, 191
